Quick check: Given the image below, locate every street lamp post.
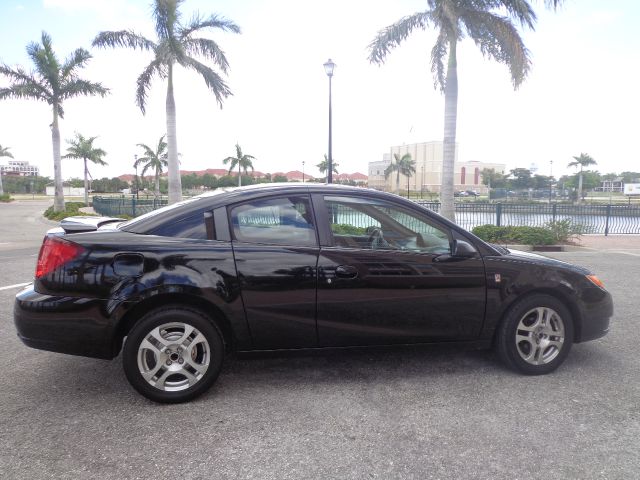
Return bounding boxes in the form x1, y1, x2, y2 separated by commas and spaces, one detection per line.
323, 58, 336, 184
134, 154, 139, 200
549, 160, 553, 202
302, 160, 305, 183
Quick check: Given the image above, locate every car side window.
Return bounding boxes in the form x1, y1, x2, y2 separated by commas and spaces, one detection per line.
230, 196, 317, 247
150, 212, 208, 240
324, 196, 451, 254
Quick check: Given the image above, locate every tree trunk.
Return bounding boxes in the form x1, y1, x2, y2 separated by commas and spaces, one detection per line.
396, 170, 400, 195
52, 108, 65, 212
238, 162, 241, 187
0, 169, 4, 196
83, 158, 89, 206
440, 40, 458, 223
577, 169, 584, 203
155, 172, 160, 198
166, 63, 182, 204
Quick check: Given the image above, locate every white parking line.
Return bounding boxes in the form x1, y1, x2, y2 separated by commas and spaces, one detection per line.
0, 282, 31, 291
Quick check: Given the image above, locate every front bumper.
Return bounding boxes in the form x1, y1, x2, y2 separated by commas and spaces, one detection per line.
14, 285, 119, 359
576, 287, 614, 343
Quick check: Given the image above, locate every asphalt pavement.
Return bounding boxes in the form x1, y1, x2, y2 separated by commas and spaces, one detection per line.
0, 200, 638, 479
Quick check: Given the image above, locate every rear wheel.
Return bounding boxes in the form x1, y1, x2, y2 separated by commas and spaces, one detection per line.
123, 307, 224, 403
496, 294, 574, 375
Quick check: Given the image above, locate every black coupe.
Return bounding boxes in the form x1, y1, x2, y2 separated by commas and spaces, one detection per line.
14, 184, 613, 402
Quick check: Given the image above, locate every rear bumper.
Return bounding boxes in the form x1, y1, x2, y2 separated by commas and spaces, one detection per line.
14, 285, 118, 359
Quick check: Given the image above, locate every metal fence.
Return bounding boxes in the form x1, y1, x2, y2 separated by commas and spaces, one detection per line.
92, 196, 640, 235
416, 201, 640, 235
93, 196, 168, 217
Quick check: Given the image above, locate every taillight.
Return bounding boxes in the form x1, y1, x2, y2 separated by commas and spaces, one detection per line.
35, 236, 85, 278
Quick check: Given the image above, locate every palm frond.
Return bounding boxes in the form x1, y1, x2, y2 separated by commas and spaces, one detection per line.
92, 30, 156, 51
180, 57, 231, 107
0, 145, 15, 158
461, 9, 530, 88
180, 13, 241, 39
497, 0, 537, 29
154, 0, 182, 41
136, 60, 165, 114
368, 12, 432, 64
61, 79, 109, 101
60, 48, 92, 80
27, 32, 61, 93
0, 65, 51, 102
183, 38, 230, 72
0, 83, 48, 103
430, 30, 448, 92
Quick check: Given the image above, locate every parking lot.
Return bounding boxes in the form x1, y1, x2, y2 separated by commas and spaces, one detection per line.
1, 200, 638, 479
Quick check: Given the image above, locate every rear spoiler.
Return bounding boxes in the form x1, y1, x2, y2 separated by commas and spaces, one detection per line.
58, 216, 124, 233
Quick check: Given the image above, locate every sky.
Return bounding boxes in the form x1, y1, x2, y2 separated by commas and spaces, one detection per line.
0, 0, 639, 181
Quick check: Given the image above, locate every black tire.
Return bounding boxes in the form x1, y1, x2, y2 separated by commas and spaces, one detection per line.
123, 306, 224, 403
496, 294, 574, 375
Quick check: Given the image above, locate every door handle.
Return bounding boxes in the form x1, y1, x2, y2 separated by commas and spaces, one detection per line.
335, 265, 358, 279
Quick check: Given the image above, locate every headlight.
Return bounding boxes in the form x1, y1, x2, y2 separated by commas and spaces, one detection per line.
586, 274, 606, 289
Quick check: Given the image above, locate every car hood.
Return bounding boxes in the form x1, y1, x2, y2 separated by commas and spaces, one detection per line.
503, 248, 590, 274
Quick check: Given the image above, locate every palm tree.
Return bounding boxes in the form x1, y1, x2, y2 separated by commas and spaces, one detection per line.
0, 144, 14, 196
62, 133, 107, 206
568, 153, 596, 202
223, 143, 255, 187
385, 153, 415, 195
317, 154, 340, 182
368, 0, 563, 222
0, 32, 108, 212
135, 135, 169, 197
93, 0, 240, 205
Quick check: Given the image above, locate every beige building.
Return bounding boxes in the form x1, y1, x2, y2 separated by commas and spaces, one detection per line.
368, 141, 505, 193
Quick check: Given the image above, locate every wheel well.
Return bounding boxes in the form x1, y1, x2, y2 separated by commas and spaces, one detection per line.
491, 288, 583, 345
113, 293, 235, 356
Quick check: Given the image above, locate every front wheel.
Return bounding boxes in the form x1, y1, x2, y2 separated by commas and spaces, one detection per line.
496, 294, 574, 375
123, 307, 224, 403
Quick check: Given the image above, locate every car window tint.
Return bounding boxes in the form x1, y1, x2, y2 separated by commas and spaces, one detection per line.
231, 196, 317, 247
151, 212, 208, 240
324, 196, 450, 254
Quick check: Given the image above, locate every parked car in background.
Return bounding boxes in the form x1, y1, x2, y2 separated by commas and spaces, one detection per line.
14, 184, 613, 403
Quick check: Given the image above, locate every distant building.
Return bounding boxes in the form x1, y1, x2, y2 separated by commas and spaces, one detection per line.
0, 160, 40, 176
598, 177, 624, 193
368, 141, 505, 193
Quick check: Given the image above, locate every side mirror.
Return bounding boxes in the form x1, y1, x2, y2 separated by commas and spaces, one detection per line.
433, 239, 477, 263
453, 240, 477, 258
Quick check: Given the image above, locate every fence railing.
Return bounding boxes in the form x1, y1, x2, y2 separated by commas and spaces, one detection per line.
416, 201, 640, 235
92, 196, 640, 235
93, 196, 168, 217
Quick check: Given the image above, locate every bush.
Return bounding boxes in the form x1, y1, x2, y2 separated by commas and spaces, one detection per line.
331, 223, 367, 235
472, 224, 555, 245
43, 202, 92, 222
0, 193, 12, 202
545, 219, 586, 244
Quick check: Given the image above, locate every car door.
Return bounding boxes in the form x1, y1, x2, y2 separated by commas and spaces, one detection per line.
314, 194, 486, 347
229, 194, 319, 349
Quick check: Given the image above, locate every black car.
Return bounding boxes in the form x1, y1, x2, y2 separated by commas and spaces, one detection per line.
14, 184, 613, 403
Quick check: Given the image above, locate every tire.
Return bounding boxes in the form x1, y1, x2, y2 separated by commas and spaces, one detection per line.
496, 294, 574, 375
123, 306, 224, 403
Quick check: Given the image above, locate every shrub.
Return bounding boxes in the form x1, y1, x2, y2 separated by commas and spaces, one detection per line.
331, 223, 367, 235
472, 224, 555, 245
545, 219, 585, 244
43, 202, 92, 222
0, 193, 12, 203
